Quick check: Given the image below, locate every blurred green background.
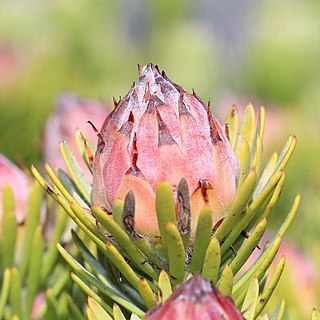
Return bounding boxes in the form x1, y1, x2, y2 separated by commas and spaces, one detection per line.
1, 0, 319, 317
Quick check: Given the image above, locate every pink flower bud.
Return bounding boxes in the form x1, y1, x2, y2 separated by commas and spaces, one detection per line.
92, 64, 239, 235
43, 94, 108, 178
145, 273, 244, 320
0, 154, 29, 223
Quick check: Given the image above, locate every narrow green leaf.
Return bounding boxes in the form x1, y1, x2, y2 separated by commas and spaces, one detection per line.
241, 276, 259, 320
59, 141, 92, 202
130, 314, 141, 320
312, 309, 320, 320
105, 242, 140, 289
255, 257, 286, 317
42, 205, 69, 280
112, 199, 125, 229
92, 206, 158, 279
190, 206, 213, 274
202, 237, 221, 284
251, 135, 263, 176
248, 173, 286, 230
58, 243, 144, 316
26, 225, 44, 316
254, 152, 278, 199
0, 269, 11, 319
9, 267, 22, 318
156, 182, 176, 249
217, 265, 233, 297
137, 277, 156, 309
45, 289, 59, 320
274, 135, 296, 173
75, 129, 95, 173
67, 295, 87, 320
87, 296, 113, 320
240, 103, 255, 148
277, 194, 300, 237
21, 182, 43, 277
45, 163, 74, 203
229, 218, 267, 276
113, 304, 126, 320
71, 203, 107, 243
233, 236, 282, 297
215, 170, 257, 242
236, 136, 251, 188
71, 230, 128, 300
221, 171, 282, 254
158, 270, 172, 303
71, 273, 113, 316
1, 186, 17, 269
256, 106, 266, 141
226, 104, 238, 149
165, 222, 186, 284
270, 299, 285, 320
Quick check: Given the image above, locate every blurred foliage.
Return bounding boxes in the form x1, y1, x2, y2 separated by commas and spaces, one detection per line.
0, 0, 320, 317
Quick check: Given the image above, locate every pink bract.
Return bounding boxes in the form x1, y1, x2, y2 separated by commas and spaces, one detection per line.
144, 273, 244, 320
92, 64, 239, 235
43, 94, 108, 179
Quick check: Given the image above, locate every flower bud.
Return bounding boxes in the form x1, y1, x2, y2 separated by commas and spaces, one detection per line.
144, 273, 244, 320
43, 93, 108, 178
0, 154, 29, 223
92, 64, 239, 235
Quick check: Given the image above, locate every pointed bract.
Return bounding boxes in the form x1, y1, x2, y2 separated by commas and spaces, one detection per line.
92, 64, 239, 235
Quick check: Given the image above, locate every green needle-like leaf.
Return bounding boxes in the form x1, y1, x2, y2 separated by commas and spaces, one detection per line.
226, 104, 238, 149
165, 222, 186, 284
71, 230, 128, 300
75, 130, 95, 173
215, 169, 257, 242
26, 225, 44, 317
60, 141, 92, 202
0, 269, 11, 319
221, 171, 282, 254
254, 152, 278, 199
251, 135, 263, 176
9, 267, 22, 318
156, 182, 176, 249
1, 186, 17, 269
242, 276, 259, 320
270, 299, 285, 320
217, 265, 233, 297
229, 218, 267, 276
236, 136, 251, 188
255, 257, 286, 317
113, 304, 127, 320
240, 103, 255, 148
137, 277, 156, 309
233, 236, 282, 298
92, 206, 158, 279
312, 309, 320, 320
45, 289, 59, 320
202, 237, 221, 284
158, 270, 172, 303
21, 182, 43, 277
274, 135, 296, 173
71, 273, 113, 316
277, 194, 300, 237
87, 297, 113, 320
42, 206, 70, 281
190, 206, 212, 274
58, 243, 144, 316
112, 199, 125, 229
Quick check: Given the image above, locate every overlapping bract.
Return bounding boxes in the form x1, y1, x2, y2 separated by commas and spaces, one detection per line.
145, 273, 244, 320
93, 64, 239, 235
